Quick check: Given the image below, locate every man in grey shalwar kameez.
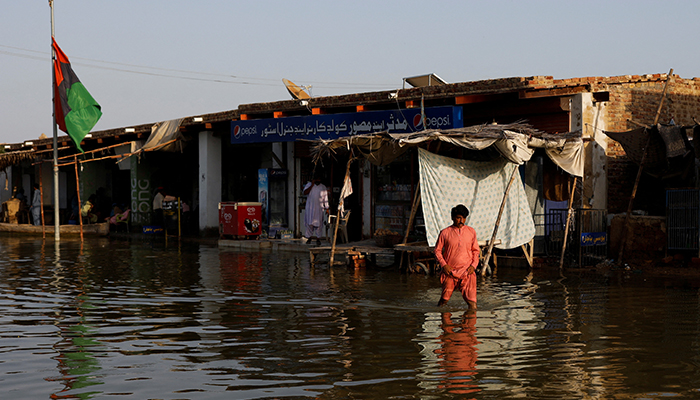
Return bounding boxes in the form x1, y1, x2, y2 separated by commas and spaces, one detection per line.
30, 183, 41, 226
303, 176, 329, 245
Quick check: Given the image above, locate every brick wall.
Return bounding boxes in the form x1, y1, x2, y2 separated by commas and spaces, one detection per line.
592, 76, 700, 214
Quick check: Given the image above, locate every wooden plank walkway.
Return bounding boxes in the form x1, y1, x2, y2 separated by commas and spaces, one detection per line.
309, 239, 396, 267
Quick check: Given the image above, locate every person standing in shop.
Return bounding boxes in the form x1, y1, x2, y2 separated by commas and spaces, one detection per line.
30, 183, 42, 226
152, 187, 165, 226
303, 174, 329, 246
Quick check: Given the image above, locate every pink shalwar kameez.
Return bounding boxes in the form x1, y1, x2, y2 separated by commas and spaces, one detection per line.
434, 225, 480, 304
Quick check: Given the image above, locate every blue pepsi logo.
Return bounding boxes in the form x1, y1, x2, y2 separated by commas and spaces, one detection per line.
413, 114, 423, 129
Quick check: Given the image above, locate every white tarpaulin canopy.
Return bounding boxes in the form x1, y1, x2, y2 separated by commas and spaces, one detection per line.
139, 118, 186, 153
310, 122, 582, 250
312, 122, 584, 177
390, 129, 583, 177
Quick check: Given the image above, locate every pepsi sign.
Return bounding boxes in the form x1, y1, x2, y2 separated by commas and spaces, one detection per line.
231, 106, 462, 144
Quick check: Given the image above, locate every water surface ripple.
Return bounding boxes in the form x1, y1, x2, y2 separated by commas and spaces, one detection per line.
1, 237, 699, 399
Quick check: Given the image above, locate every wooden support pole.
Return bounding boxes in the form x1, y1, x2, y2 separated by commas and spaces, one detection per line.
653, 69, 673, 126
56, 141, 132, 161
38, 169, 45, 238
559, 176, 578, 270
521, 238, 534, 268
329, 158, 354, 266
403, 181, 421, 245
618, 68, 673, 264
481, 165, 519, 276
329, 209, 342, 266
75, 156, 83, 240
617, 137, 650, 263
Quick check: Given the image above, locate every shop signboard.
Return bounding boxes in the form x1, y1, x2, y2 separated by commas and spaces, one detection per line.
580, 231, 607, 247
231, 106, 463, 144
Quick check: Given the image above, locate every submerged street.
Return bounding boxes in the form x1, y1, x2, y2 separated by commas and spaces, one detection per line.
1, 235, 700, 399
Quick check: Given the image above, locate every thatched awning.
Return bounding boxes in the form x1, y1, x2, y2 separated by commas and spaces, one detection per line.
0, 150, 37, 171
311, 122, 584, 177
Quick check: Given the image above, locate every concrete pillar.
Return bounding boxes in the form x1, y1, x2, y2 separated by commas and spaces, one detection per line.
571, 93, 608, 210
130, 154, 152, 225
285, 142, 295, 233
272, 142, 284, 169
294, 157, 303, 237
361, 159, 372, 238
199, 131, 222, 232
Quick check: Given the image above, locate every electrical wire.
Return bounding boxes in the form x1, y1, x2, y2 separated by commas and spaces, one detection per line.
0, 44, 396, 89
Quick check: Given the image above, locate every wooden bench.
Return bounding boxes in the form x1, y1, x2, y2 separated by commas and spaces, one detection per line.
395, 240, 502, 274
309, 245, 395, 267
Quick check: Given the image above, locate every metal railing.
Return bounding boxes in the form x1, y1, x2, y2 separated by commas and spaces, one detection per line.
534, 208, 608, 267
575, 209, 608, 267
533, 209, 568, 257
666, 189, 700, 251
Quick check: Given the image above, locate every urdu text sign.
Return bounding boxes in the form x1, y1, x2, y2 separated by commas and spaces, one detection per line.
581, 232, 607, 247
231, 106, 462, 144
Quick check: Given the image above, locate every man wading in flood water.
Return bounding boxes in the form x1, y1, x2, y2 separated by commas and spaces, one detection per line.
435, 204, 480, 310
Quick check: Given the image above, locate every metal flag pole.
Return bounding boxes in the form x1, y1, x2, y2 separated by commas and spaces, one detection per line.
50, 0, 60, 241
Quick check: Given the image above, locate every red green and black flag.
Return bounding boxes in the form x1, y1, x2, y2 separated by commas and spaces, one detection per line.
52, 37, 102, 153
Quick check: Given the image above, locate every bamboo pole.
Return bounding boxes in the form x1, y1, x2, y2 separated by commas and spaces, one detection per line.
57, 141, 133, 161
38, 169, 45, 238
403, 181, 421, 245
46, 139, 181, 169
116, 139, 180, 163
329, 209, 342, 266
521, 238, 534, 268
329, 158, 353, 266
618, 68, 673, 263
481, 165, 519, 276
74, 156, 83, 240
559, 176, 578, 270
34, 146, 71, 155
56, 139, 181, 167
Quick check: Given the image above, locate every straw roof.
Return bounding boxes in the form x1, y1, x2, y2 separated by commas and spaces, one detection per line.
0, 150, 37, 171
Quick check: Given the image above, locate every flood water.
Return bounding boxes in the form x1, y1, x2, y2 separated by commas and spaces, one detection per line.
2, 236, 700, 399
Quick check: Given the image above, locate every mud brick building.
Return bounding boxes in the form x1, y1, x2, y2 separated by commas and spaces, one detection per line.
4, 72, 700, 265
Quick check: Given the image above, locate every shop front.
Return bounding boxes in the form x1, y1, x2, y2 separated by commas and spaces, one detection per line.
373, 151, 421, 238
230, 106, 463, 239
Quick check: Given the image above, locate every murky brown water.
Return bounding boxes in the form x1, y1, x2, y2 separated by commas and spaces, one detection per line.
1, 236, 700, 399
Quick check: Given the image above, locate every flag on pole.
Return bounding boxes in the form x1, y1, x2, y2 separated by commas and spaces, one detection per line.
52, 37, 101, 152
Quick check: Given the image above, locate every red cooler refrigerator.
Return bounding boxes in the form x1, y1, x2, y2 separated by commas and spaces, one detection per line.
219, 202, 262, 238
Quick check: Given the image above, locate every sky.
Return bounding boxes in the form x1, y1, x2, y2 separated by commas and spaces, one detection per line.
2, 0, 700, 144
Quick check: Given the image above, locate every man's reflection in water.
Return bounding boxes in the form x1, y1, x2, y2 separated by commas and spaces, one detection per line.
436, 311, 480, 397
